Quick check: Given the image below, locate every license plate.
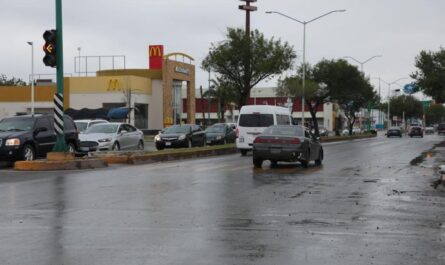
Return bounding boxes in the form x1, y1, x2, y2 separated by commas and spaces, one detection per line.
166, 142, 171, 146
270, 148, 281, 154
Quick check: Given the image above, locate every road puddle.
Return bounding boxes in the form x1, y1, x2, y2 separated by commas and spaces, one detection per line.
410, 151, 436, 166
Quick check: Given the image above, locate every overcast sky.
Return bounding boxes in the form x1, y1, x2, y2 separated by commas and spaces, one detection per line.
1, 0, 444, 99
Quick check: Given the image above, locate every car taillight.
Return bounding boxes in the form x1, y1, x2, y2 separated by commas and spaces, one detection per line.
253, 137, 267, 144
236, 128, 239, 138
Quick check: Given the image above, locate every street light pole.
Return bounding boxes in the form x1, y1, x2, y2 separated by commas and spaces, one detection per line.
381, 77, 408, 128
77, 47, 81, 76
344, 55, 382, 74
27, 41, 34, 116
266, 9, 346, 126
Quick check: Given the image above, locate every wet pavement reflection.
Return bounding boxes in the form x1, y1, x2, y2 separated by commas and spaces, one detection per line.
0, 134, 444, 264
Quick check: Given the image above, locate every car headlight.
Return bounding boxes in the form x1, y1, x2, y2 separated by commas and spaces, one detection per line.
216, 135, 222, 140
178, 134, 186, 140
5, 138, 20, 146
98, 138, 112, 143
154, 134, 160, 142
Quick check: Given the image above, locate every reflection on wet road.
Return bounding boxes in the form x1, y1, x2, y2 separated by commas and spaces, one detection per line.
0, 134, 444, 265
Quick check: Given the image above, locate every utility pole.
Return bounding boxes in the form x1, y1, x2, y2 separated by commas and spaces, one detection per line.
53, 0, 67, 152
238, 0, 257, 37
239, 1, 257, 106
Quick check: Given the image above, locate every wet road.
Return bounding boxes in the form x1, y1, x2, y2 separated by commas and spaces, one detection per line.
0, 134, 444, 265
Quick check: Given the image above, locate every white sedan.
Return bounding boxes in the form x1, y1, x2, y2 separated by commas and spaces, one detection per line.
79, 123, 144, 152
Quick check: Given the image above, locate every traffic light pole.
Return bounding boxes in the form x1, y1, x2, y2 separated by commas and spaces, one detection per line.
52, 0, 67, 152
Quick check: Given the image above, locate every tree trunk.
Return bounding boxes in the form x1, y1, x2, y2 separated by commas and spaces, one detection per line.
308, 102, 319, 137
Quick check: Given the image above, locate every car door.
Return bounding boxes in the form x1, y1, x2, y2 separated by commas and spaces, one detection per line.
33, 117, 56, 156
226, 125, 236, 143
308, 131, 321, 160
192, 125, 204, 145
117, 124, 130, 150
125, 124, 140, 149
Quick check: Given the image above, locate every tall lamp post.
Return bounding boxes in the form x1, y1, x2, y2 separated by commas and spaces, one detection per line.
27, 41, 35, 116
381, 77, 408, 128
77, 47, 81, 76
266, 9, 346, 125
344, 55, 382, 73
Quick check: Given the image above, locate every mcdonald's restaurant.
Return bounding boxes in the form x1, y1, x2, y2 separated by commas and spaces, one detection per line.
0, 45, 196, 133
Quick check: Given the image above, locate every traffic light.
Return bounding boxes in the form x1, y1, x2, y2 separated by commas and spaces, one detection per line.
43, 29, 57, 67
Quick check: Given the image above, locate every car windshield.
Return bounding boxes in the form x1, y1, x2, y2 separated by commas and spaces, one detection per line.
389, 127, 400, 130
75, 122, 88, 132
0, 117, 35, 132
262, 126, 304, 136
239, 114, 274, 127
85, 124, 118, 134
163, 125, 191, 134
206, 125, 225, 133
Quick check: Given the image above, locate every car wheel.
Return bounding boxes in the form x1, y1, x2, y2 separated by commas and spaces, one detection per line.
137, 140, 144, 150
112, 142, 120, 151
188, 139, 192, 148
68, 142, 76, 153
156, 146, 164, 151
315, 149, 323, 166
300, 150, 310, 168
240, 149, 248, 156
270, 160, 278, 168
253, 157, 263, 168
22, 144, 36, 161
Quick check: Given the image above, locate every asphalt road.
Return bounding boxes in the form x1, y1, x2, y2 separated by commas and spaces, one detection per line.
0, 134, 444, 265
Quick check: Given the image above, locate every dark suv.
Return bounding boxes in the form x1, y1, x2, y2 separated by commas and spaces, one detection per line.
0, 114, 79, 161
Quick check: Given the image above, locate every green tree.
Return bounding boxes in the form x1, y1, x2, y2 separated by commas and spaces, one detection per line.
276, 63, 329, 137
411, 48, 445, 102
312, 59, 378, 136
202, 28, 296, 107
0, 74, 27, 86
203, 77, 237, 123
425, 104, 445, 125
381, 95, 423, 123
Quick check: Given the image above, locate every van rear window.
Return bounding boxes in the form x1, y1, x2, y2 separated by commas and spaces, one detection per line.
239, 114, 274, 127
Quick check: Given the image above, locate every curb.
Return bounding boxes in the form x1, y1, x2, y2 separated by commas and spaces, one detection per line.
94, 147, 238, 165
14, 158, 108, 171
320, 134, 377, 143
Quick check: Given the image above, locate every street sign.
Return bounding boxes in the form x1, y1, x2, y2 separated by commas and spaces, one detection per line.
403, 83, 415, 94
239, 5, 258, 11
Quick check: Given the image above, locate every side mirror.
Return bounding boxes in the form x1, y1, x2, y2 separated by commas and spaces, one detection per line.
120, 130, 128, 135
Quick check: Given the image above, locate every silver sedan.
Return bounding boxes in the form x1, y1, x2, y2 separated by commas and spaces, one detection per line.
79, 123, 144, 152
252, 125, 323, 168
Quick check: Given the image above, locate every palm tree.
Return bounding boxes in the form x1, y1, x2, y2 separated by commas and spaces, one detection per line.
203, 77, 237, 123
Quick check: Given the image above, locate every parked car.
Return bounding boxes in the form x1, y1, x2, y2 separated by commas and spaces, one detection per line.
226, 122, 237, 131
386, 126, 402, 138
408, 126, 423, 138
74, 119, 108, 133
424, 127, 435, 135
252, 125, 323, 168
0, 114, 79, 161
79, 123, 144, 152
311, 126, 329, 136
438, 123, 445, 135
154, 124, 206, 150
205, 123, 236, 145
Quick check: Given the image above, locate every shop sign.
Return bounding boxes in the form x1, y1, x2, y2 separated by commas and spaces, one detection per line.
149, 45, 164, 69
175, 66, 189, 75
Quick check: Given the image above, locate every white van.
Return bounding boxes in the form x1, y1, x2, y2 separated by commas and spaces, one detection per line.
236, 105, 292, 155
